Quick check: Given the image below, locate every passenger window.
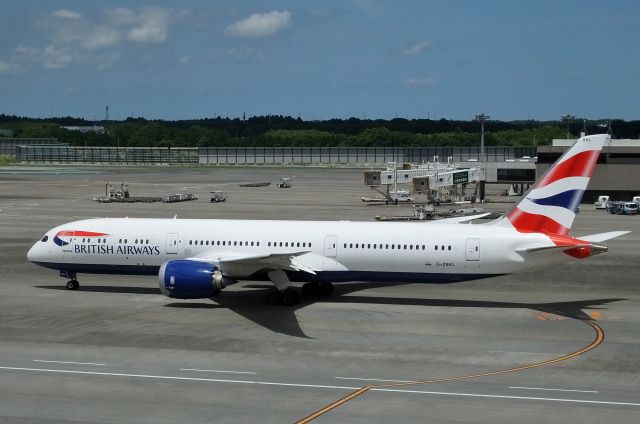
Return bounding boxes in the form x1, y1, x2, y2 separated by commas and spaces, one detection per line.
385, 244, 389, 249
309, 243, 312, 247
448, 246, 451, 251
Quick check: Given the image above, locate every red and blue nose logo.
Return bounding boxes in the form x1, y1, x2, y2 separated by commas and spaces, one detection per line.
53, 230, 109, 246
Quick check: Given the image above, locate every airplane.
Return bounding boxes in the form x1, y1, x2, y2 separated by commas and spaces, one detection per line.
27, 134, 628, 306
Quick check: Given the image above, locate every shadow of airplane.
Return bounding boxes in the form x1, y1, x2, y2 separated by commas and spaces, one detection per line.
36, 285, 159, 295
35, 283, 626, 338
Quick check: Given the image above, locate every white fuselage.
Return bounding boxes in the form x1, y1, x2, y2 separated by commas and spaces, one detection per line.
28, 218, 568, 284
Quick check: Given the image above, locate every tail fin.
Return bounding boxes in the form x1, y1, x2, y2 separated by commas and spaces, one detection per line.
496, 134, 609, 235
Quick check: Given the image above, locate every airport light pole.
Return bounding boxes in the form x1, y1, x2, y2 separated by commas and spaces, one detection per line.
562, 114, 575, 139
475, 113, 490, 164
475, 113, 489, 203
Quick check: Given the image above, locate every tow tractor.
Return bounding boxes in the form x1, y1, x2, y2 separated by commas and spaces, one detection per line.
209, 191, 227, 203
277, 177, 292, 188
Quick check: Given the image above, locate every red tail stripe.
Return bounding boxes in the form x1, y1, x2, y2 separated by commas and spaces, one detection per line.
534, 150, 600, 189
507, 208, 569, 235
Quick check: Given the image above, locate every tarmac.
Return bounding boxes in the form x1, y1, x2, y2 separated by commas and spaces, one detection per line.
0, 166, 639, 423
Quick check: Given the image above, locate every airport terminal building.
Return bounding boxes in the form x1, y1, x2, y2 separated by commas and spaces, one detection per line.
538, 138, 640, 202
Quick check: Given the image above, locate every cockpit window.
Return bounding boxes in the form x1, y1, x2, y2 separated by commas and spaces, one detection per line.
40, 235, 49, 242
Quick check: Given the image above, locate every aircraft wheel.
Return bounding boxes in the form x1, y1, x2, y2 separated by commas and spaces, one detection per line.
66, 280, 79, 290
302, 282, 318, 296
319, 282, 334, 296
266, 292, 282, 305
281, 291, 300, 306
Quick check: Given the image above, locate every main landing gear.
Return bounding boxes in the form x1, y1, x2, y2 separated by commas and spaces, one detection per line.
265, 282, 334, 306
266, 288, 300, 306
61, 271, 79, 290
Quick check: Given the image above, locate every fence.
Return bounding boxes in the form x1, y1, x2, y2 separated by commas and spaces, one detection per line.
198, 146, 537, 165
16, 146, 199, 165
16, 145, 537, 166
0, 138, 61, 155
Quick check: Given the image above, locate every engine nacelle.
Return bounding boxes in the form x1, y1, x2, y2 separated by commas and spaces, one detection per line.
158, 260, 235, 299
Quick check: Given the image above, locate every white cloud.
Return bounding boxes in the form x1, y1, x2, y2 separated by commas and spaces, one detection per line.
15, 44, 39, 57
224, 10, 291, 38
82, 26, 121, 50
43, 45, 72, 69
5, 6, 174, 73
402, 40, 431, 56
0, 60, 11, 73
178, 55, 189, 65
53, 9, 82, 20
110, 8, 136, 25
127, 7, 170, 43
11, 43, 73, 70
226, 47, 255, 59
405, 77, 437, 87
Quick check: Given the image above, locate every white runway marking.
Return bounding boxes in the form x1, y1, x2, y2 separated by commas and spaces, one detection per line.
510, 386, 599, 394
372, 388, 635, 406
33, 360, 106, 366
1, 365, 638, 408
180, 368, 256, 375
335, 376, 413, 383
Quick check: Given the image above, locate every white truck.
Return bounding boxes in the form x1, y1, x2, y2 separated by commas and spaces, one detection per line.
594, 195, 610, 209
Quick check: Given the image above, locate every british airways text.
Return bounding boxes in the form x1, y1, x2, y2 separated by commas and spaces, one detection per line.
74, 244, 161, 255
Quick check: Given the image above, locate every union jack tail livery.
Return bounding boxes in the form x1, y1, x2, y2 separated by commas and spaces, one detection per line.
498, 134, 609, 236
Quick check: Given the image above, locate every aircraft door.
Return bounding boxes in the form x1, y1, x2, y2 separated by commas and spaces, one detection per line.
166, 233, 179, 255
324, 235, 338, 258
465, 238, 480, 261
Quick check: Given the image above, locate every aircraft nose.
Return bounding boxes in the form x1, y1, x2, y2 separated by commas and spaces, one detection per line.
27, 243, 38, 262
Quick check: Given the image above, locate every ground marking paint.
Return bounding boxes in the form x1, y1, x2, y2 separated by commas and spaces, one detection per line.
335, 377, 414, 383
33, 360, 105, 366
180, 368, 256, 375
510, 386, 598, 394
296, 318, 605, 423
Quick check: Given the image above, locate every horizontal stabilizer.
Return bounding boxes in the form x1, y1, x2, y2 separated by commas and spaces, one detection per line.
434, 213, 491, 224
516, 244, 586, 253
577, 231, 630, 243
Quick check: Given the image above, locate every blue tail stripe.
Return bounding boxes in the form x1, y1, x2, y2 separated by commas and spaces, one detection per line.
529, 189, 583, 213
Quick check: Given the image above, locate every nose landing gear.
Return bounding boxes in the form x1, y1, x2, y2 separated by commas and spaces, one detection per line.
60, 271, 79, 290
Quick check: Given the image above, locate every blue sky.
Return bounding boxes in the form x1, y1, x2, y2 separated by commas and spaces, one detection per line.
1, 1, 638, 121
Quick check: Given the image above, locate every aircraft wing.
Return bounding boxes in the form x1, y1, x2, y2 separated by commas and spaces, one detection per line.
188, 250, 318, 275
431, 213, 491, 224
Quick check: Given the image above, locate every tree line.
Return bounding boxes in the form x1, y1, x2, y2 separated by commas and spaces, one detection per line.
1, 114, 638, 148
